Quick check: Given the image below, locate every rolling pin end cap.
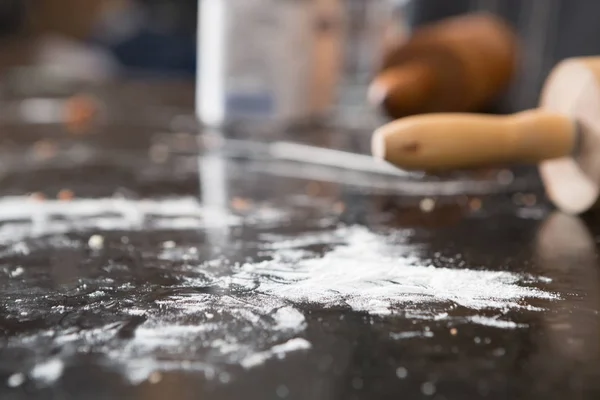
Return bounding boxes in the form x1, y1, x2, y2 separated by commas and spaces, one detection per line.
540, 158, 599, 215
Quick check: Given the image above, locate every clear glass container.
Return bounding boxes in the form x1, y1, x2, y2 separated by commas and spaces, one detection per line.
196, 0, 408, 134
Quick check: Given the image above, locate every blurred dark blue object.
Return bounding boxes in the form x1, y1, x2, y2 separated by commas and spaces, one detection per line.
0, 0, 197, 78
100, 30, 196, 78
89, 0, 197, 78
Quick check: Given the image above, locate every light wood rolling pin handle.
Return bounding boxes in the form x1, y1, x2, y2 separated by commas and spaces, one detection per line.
372, 110, 577, 172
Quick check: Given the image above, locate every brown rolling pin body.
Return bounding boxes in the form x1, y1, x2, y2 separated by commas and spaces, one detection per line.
370, 12, 519, 119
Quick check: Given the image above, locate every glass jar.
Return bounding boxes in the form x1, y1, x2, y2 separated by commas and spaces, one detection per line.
196, 0, 408, 134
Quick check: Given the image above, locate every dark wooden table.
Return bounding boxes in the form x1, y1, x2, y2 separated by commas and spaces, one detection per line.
0, 83, 598, 400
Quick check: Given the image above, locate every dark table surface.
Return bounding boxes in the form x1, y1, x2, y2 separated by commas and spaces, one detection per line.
0, 87, 599, 400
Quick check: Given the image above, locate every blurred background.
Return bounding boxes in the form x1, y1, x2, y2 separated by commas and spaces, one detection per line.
0, 0, 595, 113
0, 0, 198, 79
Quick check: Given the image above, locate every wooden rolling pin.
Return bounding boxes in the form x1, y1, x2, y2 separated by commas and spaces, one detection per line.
370, 12, 519, 119
372, 56, 600, 215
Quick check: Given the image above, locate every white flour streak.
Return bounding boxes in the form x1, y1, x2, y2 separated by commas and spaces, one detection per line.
29, 358, 64, 384
467, 316, 528, 329
17, 297, 311, 385
0, 197, 236, 243
271, 307, 307, 331
390, 331, 435, 340
0, 197, 292, 246
7, 373, 25, 388
0, 197, 206, 220
240, 338, 312, 369
108, 299, 308, 384
9, 266, 24, 277
260, 230, 349, 250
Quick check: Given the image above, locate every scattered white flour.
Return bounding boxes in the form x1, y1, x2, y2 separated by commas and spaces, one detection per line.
1, 201, 559, 387
240, 338, 312, 369
7, 373, 25, 388
87, 234, 104, 250
396, 367, 408, 379
421, 381, 436, 396
271, 307, 307, 331
230, 226, 557, 315
162, 240, 176, 249
29, 358, 64, 384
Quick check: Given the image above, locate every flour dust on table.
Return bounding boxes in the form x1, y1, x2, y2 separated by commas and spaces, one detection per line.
0, 197, 558, 387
